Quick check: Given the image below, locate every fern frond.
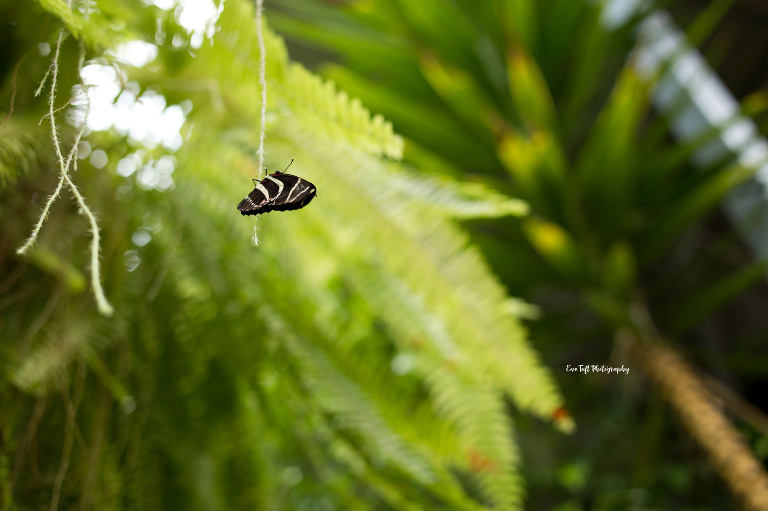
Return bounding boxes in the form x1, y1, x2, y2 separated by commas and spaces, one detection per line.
11, 323, 91, 395
271, 121, 565, 424
282, 62, 404, 159
380, 167, 529, 219
33, 0, 83, 39
263, 307, 438, 486
425, 365, 524, 509
0, 116, 50, 189
189, 2, 403, 161
34, 0, 152, 49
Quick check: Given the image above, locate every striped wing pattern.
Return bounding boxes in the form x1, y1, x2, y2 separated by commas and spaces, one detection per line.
237, 172, 317, 216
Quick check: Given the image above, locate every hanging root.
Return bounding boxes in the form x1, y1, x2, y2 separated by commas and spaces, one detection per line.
17, 29, 114, 316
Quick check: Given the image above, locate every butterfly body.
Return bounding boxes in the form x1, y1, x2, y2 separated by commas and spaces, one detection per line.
237, 171, 317, 216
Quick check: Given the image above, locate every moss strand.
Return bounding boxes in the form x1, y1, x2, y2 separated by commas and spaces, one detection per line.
16, 29, 113, 315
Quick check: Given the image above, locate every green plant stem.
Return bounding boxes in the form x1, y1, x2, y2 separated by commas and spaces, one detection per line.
50, 362, 86, 511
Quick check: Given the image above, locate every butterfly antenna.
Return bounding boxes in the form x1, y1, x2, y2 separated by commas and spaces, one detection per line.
284, 159, 294, 172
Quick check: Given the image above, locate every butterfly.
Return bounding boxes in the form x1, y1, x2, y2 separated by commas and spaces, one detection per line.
237, 162, 317, 216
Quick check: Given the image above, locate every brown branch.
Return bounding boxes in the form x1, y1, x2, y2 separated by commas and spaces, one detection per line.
78, 388, 110, 511
5, 398, 47, 511
50, 360, 87, 511
0, 50, 31, 132
632, 338, 768, 511
703, 373, 768, 439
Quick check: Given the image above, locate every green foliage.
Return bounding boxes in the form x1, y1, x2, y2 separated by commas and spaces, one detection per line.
33, 0, 82, 38
3, 0, 766, 509
0, 116, 51, 188
269, 0, 768, 508
33, 0, 150, 49
270, 0, 762, 326
0, 1, 571, 510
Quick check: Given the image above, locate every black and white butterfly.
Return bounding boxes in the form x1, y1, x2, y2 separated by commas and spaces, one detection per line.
237, 163, 317, 216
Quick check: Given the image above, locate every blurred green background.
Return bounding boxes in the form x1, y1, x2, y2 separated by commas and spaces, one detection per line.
2, 0, 768, 509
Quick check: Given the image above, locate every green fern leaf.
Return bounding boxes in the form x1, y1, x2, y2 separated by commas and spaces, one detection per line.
34, 0, 83, 38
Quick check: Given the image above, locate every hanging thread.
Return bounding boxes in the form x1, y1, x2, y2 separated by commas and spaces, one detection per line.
256, 0, 267, 178
253, 0, 267, 245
